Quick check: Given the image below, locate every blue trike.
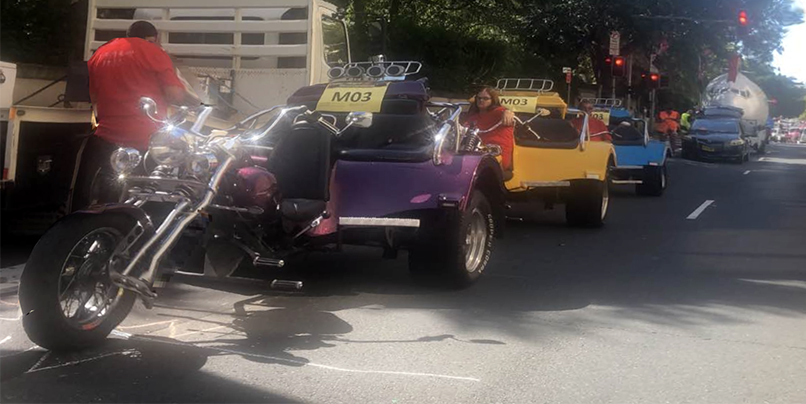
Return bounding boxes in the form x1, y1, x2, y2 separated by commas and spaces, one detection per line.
609, 118, 671, 196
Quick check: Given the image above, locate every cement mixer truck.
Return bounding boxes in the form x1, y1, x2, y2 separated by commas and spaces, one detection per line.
702, 72, 770, 154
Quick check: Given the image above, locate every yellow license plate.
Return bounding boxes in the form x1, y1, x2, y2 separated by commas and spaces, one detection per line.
701, 145, 714, 152
316, 82, 390, 113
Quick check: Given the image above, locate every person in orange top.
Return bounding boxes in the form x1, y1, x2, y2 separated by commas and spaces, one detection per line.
571, 100, 611, 142
461, 86, 515, 171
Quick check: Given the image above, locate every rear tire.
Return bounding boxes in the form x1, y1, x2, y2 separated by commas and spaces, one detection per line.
566, 179, 608, 227
409, 190, 494, 288
20, 213, 137, 351
636, 165, 667, 196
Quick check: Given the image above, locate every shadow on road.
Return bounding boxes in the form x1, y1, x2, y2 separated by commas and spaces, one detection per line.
0, 338, 299, 403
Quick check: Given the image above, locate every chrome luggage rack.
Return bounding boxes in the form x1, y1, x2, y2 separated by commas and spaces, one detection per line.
587, 98, 624, 108
327, 61, 423, 81
496, 78, 555, 93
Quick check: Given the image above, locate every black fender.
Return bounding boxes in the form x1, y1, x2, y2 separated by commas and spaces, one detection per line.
71, 203, 156, 237
468, 155, 508, 238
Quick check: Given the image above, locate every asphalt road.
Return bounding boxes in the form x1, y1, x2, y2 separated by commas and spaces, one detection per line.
2, 144, 806, 403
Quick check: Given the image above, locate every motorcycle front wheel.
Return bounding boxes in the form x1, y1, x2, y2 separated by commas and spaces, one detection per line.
20, 213, 138, 351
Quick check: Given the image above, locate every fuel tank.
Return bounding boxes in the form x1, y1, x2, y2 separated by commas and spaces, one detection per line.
225, 165, 280, 216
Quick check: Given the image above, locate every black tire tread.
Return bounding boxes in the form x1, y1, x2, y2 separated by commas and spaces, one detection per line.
20, 213, 137, 351
408, 190, 493, 288
565, 180, 607, 227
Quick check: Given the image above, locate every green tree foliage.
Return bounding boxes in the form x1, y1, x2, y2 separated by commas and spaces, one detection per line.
0, 0, 84, 66
1, 0, 801, 110
345, 0, 802, 104
743, 59, 806, 118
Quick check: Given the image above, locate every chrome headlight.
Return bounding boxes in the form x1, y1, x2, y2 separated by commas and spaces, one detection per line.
149, 126, 194, 167
188, 152, 219, 177
729, 139, 745, 146
110, 148, 142, 175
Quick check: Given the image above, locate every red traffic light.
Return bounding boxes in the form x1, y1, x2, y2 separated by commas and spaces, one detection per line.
649, 73, 660, 82
605, 57, 612, 65
738, 10, 748, 26
612, 56, 626, 77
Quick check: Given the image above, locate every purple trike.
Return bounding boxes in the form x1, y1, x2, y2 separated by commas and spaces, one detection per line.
18, 61, 506, 350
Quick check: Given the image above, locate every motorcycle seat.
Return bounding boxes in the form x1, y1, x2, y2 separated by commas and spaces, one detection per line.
335, 113, 436, 163
336, 144, 433, 163
612, 126, 645, 146
281, 199, 326, 223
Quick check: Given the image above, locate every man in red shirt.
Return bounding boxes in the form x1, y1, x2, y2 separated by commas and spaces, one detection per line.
572, 100, 612, 142
73, 21, 199, 210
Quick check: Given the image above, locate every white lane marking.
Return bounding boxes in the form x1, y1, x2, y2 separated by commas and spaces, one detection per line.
133, 335, 480, 382
687, 200, 715, 220
27, 351, 51, 373
0, 336, 11, 345
0, 309, 22, 321
743, 170, 751, 175
117, 320, 177, 330
111, 329, 133, 338
172, 324, 227, 339
26, 350, 139, 374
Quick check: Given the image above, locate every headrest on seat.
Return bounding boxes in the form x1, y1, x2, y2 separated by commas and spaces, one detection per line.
338, 113, 436, 150
516, 118, 579, 143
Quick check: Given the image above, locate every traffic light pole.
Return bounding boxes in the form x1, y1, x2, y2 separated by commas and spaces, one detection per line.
627, 54, 633, 112
649, 89, 656, 131
612, 77, 616, 99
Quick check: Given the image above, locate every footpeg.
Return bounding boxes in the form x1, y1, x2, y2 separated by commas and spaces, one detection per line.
253, 257, 285, 268
110, 272, 158, 309
271, 280, 303, 291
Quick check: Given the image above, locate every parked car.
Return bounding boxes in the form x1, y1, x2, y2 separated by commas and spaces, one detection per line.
681, 118, 750, 163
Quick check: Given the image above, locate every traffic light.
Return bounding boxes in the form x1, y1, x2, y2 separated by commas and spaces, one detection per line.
737, 10, 749, 36
738, 10, 748, 26
612, 56, 626, 77
648, 73, 661, 89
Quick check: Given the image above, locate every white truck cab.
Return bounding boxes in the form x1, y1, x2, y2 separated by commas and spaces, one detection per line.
2, 0, 347, 234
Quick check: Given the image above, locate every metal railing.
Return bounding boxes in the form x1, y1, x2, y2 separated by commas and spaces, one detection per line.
497, 78, 555, 93
85, 0, 315, 69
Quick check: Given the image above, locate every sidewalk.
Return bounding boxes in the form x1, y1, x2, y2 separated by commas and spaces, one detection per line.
0, 264, 24, 296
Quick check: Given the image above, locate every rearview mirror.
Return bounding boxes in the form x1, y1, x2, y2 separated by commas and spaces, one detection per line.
139, 97, 164, 123
346, 111, 373, 129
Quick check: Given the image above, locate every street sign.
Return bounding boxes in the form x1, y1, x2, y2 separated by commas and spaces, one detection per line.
562, 67, 572, 73
609, 31, 620, 56
565, 72, 572, 84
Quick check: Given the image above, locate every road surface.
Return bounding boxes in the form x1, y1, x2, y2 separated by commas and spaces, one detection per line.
2, 144, 806, 403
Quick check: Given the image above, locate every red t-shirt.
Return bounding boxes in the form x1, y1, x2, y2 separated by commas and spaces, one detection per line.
88, 38, 185, 150
463, 106, 514, 170
572, 116, 612, 142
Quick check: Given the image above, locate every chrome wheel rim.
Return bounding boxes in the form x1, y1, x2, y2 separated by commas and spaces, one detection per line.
464, 209, 488, 273
601, 180, 610, 220
661, 167, 667, 189
58, 228, 124, 330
